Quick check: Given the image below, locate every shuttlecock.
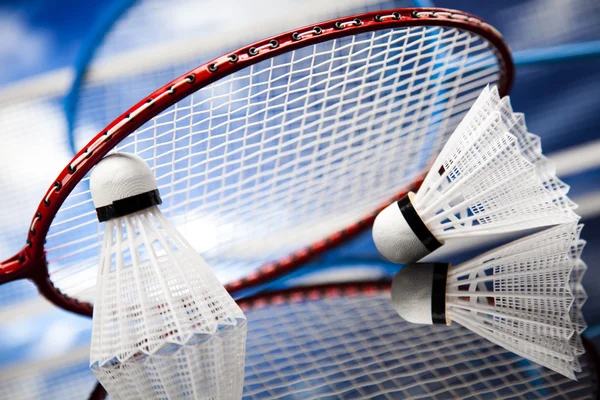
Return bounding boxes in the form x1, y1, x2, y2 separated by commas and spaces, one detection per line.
373, 85, 579, 264
391, 222, 587, 379
89, 153, 247, 399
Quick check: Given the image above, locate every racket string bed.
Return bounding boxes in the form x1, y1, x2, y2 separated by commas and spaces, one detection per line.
0, 9, 513, 316
0, 284, 597, 399
45, 24, 505, 305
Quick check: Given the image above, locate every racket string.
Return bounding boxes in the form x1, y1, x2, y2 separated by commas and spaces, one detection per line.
68, 75, 196, 173
241, 294, 596, 398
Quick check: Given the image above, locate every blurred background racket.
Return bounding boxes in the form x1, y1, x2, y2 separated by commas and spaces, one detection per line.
0, 8, 513, 316
1, 279, 597, 399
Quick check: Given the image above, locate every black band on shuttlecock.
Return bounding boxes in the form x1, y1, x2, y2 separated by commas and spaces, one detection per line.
397, 195, 442, 252
95, 189, 162, 222
430, 262, 449, 324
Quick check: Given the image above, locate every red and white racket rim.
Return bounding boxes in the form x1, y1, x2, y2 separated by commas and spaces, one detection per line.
0, 8, 514, 317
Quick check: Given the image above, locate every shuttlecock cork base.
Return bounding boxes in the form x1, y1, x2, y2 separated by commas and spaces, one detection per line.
391, 263, 448, 325
89, 153, 247, 400
373, 192, 443, 264
90, 153, 162, 215
390, 223, 587, 380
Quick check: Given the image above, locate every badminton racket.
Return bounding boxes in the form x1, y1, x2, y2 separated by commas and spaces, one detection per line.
86, 280, 599, 399
0, 8, 513, 317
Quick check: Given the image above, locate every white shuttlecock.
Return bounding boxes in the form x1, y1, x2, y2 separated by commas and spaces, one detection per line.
391, 222, 587, 379
89, 153, 247, 399
373, 85, 580, 264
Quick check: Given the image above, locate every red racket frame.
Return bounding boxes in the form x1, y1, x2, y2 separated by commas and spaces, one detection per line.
0, 8, 514, 317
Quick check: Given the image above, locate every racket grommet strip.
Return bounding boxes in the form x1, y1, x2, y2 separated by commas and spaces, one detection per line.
376, 12, 401, 22
30, 212, 42, 235
185, 74, 196, 84
208, 63, 218, 72
249, 39, 280, 57
432, 12, 453, 18
228, 54, 239, 63
292, 26, 322, 41
336, 18, 362, 29
43, 181, 62, 206
411, 10, 502, 37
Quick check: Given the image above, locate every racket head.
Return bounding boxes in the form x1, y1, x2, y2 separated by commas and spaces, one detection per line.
239, 282, 599, 398
2, 280, 597, 399
0, 8, 514, 316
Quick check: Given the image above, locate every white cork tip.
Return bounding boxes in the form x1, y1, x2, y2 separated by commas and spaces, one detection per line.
372, 200, 431, 264
90, 153, 157, 208
390, 264, 435, 325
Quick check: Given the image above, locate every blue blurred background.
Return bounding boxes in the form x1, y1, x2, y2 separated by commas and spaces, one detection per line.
0, 0, 599, 398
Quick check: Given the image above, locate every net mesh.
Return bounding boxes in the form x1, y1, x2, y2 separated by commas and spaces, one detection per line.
45, 25, 503, 303
0, 291, 596, 399
414, 85, 579, 238
447, 223, 587, 379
